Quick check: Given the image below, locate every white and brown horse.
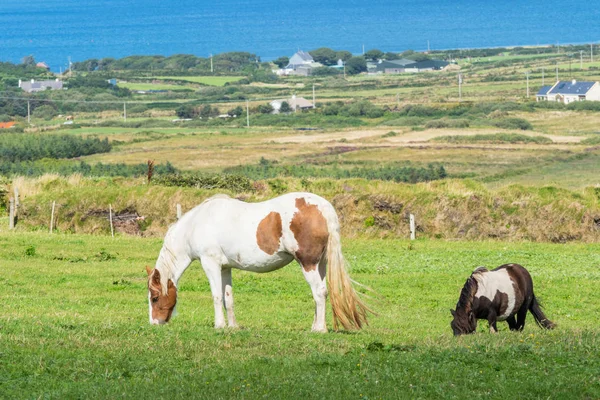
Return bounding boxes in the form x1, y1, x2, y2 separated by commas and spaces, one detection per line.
146, 192, 370, 332
450, 263, 555, 335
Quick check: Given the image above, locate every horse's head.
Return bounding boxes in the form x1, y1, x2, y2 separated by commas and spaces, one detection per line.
146, 266, 177, 325
450, 309, 476, 336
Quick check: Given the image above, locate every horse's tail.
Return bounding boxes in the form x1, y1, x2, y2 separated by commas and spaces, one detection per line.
322, 203, 371, 330
529, 296, 556, 330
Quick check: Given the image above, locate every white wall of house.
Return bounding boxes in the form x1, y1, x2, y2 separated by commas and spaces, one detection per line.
586, 83, 600, 101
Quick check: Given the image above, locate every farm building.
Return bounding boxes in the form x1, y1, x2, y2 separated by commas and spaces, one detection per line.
374, 58, 450, 74
18, 79, 63, 93
270, 96, 313, 113
536, 80, 600, 104
274, 50, 323, 76
35, 62, 50, 71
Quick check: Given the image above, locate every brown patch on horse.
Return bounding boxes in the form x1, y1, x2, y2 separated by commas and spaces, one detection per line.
148, 269, 177, 323
290, 197, 329, 272
256, 212, 283, 255
504, 264, 526, 310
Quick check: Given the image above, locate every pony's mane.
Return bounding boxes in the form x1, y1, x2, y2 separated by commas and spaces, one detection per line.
456, 267, 487, 313
155, 224, 180, 294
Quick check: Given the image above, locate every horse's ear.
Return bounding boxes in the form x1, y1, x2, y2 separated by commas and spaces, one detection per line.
167, 279, 175, 289
151, 269, 161, 285
468, 312, 475, 323
145, 266, 153, 276
450, 309, 456, 317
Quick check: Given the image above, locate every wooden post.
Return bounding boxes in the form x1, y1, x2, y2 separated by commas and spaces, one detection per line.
49, 201, 55, 233
409, 214, 416, 240
13, 186, 19, 208
109, 204, 114, 238
9, 198, 15, 229
176, 204, 182, 220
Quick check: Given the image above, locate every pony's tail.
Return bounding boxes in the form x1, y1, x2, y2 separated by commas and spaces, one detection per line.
530, 296, 556, 330
323, 205, 372, 330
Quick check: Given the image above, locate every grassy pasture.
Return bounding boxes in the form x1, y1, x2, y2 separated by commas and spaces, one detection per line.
155, 76, 245, 86
0, 232, 598, 398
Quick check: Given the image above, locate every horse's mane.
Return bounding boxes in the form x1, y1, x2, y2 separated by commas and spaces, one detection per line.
456, 268, 487, 313
155, 224, 180, 294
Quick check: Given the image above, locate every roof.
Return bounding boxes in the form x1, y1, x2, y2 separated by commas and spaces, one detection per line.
293, 50, 314, 62
376, 58, 449, 71
548, 80, 596, 95
36, 62, 50, 69
537, 85, 552, 96
0, 121, 16, 129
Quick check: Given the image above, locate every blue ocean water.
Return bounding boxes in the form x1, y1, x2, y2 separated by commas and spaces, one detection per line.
0, 0, 598, 71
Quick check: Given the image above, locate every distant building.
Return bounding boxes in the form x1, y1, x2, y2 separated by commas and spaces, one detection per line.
274, 50, 323, 76
18, 79, 63, 93
536, 80, 600, 104
270, 95, 313, 113
374, 58, 450, 74
36, 62, 50, 71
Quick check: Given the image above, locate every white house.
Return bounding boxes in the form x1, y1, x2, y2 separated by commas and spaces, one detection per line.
536, 80, 600, 104
270, 95, 314, 113
274, 50, 323, 76
19, 78, 63, 93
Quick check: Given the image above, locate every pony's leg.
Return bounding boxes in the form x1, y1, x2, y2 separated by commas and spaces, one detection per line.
506, 315, 518, 331
487, 310, 498, 333
516, 303, 529, 331
221, 268, 238, 328
200, 256, 226, 329
301, 259, 328, 333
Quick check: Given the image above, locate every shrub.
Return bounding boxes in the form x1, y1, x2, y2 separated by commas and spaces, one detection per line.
154, 173, 253, 192
491, 118, 533, 130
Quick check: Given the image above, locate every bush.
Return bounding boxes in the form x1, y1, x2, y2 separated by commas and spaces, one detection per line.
425, 119, 470, 129
491, 118, 533, 130
154, 173, 253, 192
0, 134, 111, 162
431, 133, 551, 144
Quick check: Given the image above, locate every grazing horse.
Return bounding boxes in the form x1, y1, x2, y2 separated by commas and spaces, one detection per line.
450, 263, 555, 335
146, 192, 370, 332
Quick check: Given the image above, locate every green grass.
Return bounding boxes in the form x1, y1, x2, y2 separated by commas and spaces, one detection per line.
0, 232, 598, 398
155, 76, 245, 86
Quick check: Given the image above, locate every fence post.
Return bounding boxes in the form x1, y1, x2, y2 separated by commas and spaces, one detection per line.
9, 198, 15, 229
49, 201, 56, 233
109, 204, 114, 238
410, 214, 416, 240
176, 204, 182, 220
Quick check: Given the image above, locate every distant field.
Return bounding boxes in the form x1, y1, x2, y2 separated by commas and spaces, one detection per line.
0, 232, 598, 399
117, 82, 194, 91
156, 76, 245, 86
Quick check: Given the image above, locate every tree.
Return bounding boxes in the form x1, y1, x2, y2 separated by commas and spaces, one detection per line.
273, 56, 289, 68
309, 48, 337, 65
335, 50, 353, 62
280, 101, 291, 113
384, 52, 398, 60
345, 56, 367, 75
364, 49, 384, 61
227, 106, 243, 117
175, 104, 198, 119
21, 55, 36, 66
257, 103, 274, 114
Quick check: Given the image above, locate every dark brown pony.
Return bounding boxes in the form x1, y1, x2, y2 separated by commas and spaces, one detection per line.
450, 263, 555, 336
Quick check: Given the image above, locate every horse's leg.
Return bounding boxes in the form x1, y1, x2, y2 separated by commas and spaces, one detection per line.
301, 258, 328, 333
487, 310, 498, 333
200, 255, 226, 329
506, 315, 518, 331
221, 268, 238, 328
516, 303, 529, 331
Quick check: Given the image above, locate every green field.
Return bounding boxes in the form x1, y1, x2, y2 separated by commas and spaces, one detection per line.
1, 232, 598, 398
155, 76, 245, 86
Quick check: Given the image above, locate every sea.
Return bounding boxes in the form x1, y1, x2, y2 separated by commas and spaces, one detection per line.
1, 0, 599, 71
